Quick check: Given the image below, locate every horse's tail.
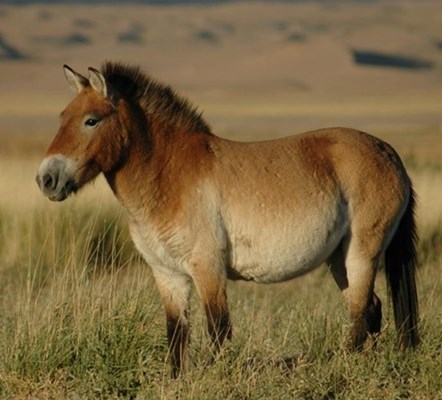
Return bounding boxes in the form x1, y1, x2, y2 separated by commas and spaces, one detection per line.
385, 183, 419, 349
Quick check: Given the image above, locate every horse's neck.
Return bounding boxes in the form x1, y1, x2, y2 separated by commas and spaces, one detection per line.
105, 120, 214, 220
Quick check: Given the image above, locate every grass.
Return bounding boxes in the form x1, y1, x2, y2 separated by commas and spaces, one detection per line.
0, 146, 441, 399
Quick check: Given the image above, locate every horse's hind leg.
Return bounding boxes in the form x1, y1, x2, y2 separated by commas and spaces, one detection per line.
328, 243, 382, 349
366, 292, 382, 336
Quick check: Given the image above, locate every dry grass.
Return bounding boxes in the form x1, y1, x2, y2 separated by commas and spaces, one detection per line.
0, 131, 441, 399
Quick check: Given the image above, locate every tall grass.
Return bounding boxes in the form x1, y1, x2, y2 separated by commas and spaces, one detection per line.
0, 155, 441, 399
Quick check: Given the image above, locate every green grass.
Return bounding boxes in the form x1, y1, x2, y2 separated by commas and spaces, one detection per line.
0, 159, 441, 399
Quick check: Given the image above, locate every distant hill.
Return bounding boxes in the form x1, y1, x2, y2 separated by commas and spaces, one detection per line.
0, 0, 440, 140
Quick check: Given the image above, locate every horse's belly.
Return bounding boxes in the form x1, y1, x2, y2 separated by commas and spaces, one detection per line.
228, 210, 348, 283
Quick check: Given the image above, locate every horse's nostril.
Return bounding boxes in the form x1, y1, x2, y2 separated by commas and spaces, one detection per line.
42, 172, 56, 190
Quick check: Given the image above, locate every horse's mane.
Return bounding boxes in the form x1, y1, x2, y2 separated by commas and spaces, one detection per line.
101, 62, 212, 135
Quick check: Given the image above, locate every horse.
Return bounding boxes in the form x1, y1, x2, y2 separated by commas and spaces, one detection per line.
36, 62, 419, 377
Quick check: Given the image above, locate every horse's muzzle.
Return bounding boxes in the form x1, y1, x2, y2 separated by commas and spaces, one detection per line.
36, 155, 78, 201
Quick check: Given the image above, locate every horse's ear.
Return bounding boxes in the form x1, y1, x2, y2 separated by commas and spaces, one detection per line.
88, 67, 108, 98
63, 65, 88, 94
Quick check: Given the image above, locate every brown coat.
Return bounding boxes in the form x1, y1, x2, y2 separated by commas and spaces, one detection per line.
37, 63, 419, 377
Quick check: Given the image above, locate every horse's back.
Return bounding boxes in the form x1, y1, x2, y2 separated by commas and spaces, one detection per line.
212, 127, 409, 209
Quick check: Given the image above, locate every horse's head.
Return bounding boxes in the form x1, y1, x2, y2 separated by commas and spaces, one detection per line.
36, 65, 127, 201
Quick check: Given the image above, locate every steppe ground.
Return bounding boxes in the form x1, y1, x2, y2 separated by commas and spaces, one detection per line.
0, 1, 441, 399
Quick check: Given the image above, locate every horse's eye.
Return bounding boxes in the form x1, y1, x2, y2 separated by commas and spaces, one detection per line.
85, 118, 99, 127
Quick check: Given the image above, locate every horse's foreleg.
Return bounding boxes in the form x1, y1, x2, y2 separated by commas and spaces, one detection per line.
166, 312, 189, 378
204, 288, 232, 350
191, 262, 232, 351
152, 269, 192, 378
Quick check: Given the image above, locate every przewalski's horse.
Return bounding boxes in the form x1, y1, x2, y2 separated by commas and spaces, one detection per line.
36, 63, 419, 377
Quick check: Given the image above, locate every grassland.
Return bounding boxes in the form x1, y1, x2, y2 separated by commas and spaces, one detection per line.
0, 131, 441, 399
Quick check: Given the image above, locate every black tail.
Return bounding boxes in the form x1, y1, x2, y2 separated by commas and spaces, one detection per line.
385, 184, 419, 348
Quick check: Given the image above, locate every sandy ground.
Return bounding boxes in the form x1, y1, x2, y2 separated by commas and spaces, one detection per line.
0, 1, 441, 159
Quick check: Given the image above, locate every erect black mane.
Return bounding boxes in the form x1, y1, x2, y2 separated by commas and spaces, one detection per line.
101, 62, 212, 134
